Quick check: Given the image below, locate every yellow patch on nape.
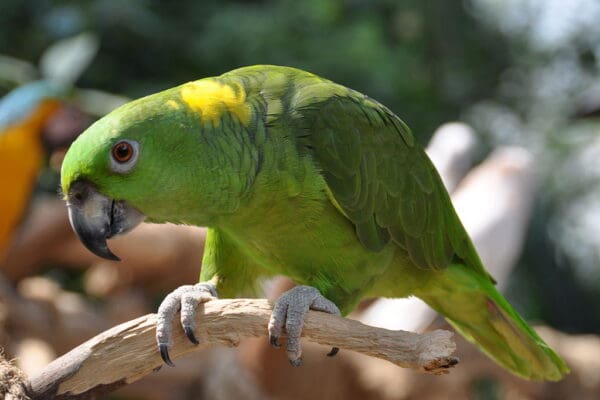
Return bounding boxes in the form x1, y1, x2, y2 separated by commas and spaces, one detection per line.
180, 79, 251, 126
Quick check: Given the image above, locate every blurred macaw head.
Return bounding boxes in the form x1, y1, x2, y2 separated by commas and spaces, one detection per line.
0, 80, 90, 151
0, 80, 68, 129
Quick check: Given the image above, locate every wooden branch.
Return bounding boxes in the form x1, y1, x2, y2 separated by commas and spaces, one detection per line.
25, 299, 458, 399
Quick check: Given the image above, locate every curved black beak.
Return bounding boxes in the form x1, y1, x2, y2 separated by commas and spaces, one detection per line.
66, 180, 144, 261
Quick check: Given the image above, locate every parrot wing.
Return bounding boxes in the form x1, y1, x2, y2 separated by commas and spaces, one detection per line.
294, 86, 487, 276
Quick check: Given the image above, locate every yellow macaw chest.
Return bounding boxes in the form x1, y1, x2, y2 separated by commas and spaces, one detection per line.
0, 100, 60, 259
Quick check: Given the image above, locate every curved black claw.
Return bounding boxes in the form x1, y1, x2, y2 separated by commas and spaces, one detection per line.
269, 334, 281, 349
184, 326, 199, 345
326, 347, 339, 357
289, 357, 302, 367
160, 344, 175, 367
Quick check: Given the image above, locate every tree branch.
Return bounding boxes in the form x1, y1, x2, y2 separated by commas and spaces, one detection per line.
25, 299, 457, 399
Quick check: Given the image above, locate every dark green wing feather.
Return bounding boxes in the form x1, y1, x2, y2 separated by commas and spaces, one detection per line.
293, 84, 487, 276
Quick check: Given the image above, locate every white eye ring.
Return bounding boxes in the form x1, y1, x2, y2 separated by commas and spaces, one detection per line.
110, 139, 139, 174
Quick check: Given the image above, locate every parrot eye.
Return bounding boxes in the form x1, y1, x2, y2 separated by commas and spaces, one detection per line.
110, 140, 139, 174
112, 142, 133, 162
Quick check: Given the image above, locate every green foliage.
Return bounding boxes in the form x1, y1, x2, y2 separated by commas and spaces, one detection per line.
0, 0, 509, 141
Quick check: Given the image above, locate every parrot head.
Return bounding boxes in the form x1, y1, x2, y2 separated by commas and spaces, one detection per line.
61, 86, 222, 261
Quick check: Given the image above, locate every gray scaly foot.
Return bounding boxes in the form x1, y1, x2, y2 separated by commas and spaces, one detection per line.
268, 285, 341, 366
156, 282, 218, 366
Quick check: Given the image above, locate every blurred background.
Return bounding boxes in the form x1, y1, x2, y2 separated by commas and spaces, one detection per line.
0, 0, 599, 399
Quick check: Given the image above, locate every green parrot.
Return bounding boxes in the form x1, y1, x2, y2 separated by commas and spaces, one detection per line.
60, 65, 568, 381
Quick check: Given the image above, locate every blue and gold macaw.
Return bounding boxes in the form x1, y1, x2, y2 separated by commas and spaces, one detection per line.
0, 81, 69, 260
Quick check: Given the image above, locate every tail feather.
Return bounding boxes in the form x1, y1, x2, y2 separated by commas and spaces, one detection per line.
417, 264, 569, 381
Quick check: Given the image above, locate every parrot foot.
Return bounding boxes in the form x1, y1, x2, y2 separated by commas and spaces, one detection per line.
156, 282, 218, 367
268, 285, 341, 366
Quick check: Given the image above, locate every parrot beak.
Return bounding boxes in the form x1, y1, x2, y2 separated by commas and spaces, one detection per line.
66, 180, 144, 261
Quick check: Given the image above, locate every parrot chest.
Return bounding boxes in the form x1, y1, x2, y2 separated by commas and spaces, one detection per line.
221, 188, 396, 309
0, 125, 45, 256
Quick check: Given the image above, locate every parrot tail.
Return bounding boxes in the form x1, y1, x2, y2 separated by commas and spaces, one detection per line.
417, 264, 569, 381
